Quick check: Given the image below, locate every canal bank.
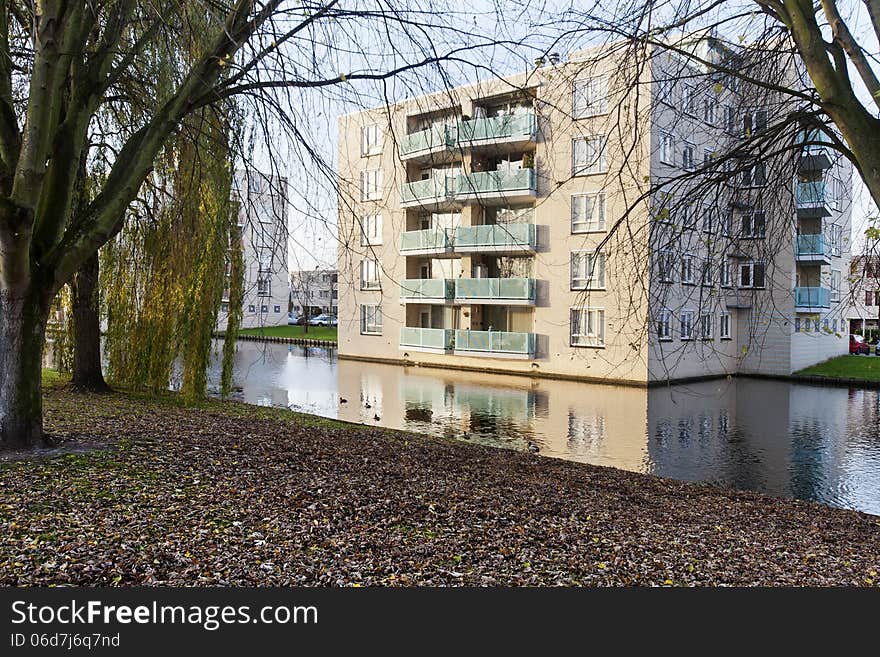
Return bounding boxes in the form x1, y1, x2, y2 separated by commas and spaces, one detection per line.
2, 379, 878, 586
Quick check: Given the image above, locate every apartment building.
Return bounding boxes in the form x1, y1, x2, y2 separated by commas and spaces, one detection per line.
336, 38, 852, 384
290, 269, 339, 317
216, 171, 289, 331
848, 254, 880, 334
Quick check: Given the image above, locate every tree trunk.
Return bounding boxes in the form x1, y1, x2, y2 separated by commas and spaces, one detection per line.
0, 288, 51, 448
71, 252, 109, 391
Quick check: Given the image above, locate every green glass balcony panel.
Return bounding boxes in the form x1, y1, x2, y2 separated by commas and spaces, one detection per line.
400, 228, 450, 251
796, 234, 831, 256
457, 113, 536, 144
400, 176, 453, 204
796, 181, 826, 206
454, 277, 536, 301
455, 168, 536, 198
399, 125, 455, 157
400, 327, 455, 350
795, 286, 831, 308
399, 278, 455, 300
455, 223, 536, 250
454, 329, 536, 355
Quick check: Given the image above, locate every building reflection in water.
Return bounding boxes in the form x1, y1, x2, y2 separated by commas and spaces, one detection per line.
208, 341, 880, 514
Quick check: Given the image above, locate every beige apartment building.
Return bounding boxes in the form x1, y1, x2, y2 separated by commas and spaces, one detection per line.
336, 38, 852, 385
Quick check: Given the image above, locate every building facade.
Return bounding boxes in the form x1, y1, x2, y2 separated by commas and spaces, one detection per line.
848, 254, 880, 334
290, 269, 338, 317
217, 171, 289, 331
336, 40, 852, 384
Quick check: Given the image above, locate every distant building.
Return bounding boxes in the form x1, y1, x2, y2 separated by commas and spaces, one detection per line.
290, 269, 338, 317
216, 171, 289, 331
848, 254, 880, 334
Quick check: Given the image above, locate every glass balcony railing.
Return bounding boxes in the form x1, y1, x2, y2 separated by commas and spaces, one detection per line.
400, 228, 451, 252
400, 327, 455, 350
796, 181, 827, 207
454, 223, 536, 251
454, 330, 536, 356
457, 113, 536, 145
400, 176, 454, 205
795, 286, 831, 309
399, 125, 455, 157
399, 278, 455, 301
455, 168, 536, 198
454, 277, 536, 303
796, 234, 831, 257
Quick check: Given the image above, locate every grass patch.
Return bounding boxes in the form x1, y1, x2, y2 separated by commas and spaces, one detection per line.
41, 368, 69, 388
795, 354, 880, 380
234, 325, 337, 341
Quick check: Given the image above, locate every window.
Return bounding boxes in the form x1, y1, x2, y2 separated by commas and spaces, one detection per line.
682, 142, 695, 170
833, 319, 838, 332
701, 258, 713, 286
248, 304, 255, 313
572, 136, 607, 175
823, 318, 829, 332
866, 290, 874, 306
831, 269, 841, 302
683, 202, 697, 230
360, 304, 383, 335
654, 192, 674, 224
360, 123, 382, 156
680, 310, 694, 340
257, 277, 271, 297
681, 254, 696, 284
274, 305, 281, 313
660, 133, 675, 165
827, 224, 843, 257
573, 76, 608, 118
702, 205, 714, 233
743, 109, 768, 137
804, 318, 811, 333
261, 305, 268, 313
221, 302, 229, 313
361, 213, 383, 246
360, 169, 383, 201
571, 251, 606, 289
700, 312, 713, 339
657, 250, 675, 282
570, 307, 605, 347
657, 309, 672, 341
739, 261, 766, 289
360, 259, 380, 290
702, 98, 717, 125
742, 211, 766, 238
703, 149, 715, 168
721, 211, 733, 236
795, 318, 801, 333
720, 259, 733, 287
682, 84, 697, 116
741, 163, 767, 187
571, 192, 606, 232
723, 105, 736, 134
257, 250, 272, 272
720, 312, 731, 339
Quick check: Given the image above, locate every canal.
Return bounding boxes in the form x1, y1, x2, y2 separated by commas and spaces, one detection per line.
203, 340, 880, 515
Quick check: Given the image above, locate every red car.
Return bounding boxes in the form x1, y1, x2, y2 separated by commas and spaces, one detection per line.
850, 334, 870, 355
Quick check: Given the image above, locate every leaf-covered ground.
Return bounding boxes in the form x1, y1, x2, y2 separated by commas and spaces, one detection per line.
1, 383, 878, 586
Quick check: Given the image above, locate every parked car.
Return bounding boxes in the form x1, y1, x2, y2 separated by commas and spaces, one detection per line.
875, 341, 880, 357
850, 334, 870, 355
308, 313, 338, 327
287, 312, 299, 326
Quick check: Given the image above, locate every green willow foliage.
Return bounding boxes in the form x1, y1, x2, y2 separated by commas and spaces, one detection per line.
221, 223, 244, 399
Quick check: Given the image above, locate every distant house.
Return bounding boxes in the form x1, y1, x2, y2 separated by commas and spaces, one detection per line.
290, 269, 338, 318
848, 254, 880, 334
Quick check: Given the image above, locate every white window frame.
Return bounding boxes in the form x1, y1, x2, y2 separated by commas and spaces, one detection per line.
360, 168, 383, 201
658, 249, 675, 283
571, 192, 606, 233
702, 97, 717, 125
572, 135, 608, 176
657, 76, 674, 101
360, 304, 383, 335
360, 213, 383, 246
721, 210, 733, 237
701, 257, 713, 286
257, 277, 271, 297
681, 253, 696, 285
657, 309, 672, 341
570, 307, 606, 348
741, 163, 767, 188
571, 251, 606, 290
741, 210, 766, 239
360, 259, 381, 290
700, 312, 714, 340
720, 312, 731, 340
682, 84, 697, 116
680, 310, 695, 340
739, 261, 766, 289
743, 108, 768, 137
723, 105, 736, 134
831, 269, 841, 302
360, 123, 382, 156
660, 132, 675, 165
572, 76, 608, 119
701, 205, 714, 233
682, 141, 695, 170
720, 258, 733, 288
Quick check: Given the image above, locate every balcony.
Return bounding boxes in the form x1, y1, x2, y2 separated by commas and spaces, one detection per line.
399, 327, 455, 353
400, 228, 452, 256
400, 175, 454, 209
795, 234, 832, 265
795, 286, 831, 312
398, 124, 455, 161
454, 168, 537, 204
457, 112, 537, 150
725, 290, 752, 309
798, 130, 832, 172
454, 277, 536, 306
796, 181, 831, 218
399, 278, 455, 304
454, 223, 537, 254
453, 329, 536, 359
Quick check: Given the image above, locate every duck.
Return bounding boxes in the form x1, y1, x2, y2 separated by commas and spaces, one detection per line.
339, 397, 348, 404
364, 402, 372, 409
373, 414, 381, 422
527, 441, 540, 453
